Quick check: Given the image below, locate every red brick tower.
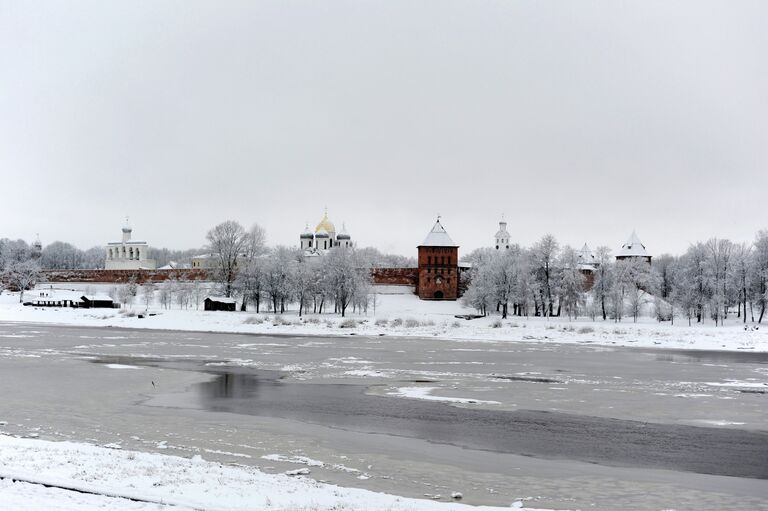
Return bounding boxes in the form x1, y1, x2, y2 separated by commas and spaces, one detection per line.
417, 218, 459, 300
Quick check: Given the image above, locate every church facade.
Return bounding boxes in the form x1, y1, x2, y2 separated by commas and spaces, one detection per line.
299, 211, 353, 255
105, 221, 156, 270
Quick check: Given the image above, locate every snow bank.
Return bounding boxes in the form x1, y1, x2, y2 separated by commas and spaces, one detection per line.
0, 435, 558, 511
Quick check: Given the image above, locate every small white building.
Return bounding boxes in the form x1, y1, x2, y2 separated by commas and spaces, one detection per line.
191, 253, 217, 269
105, 220, 156, 270
494, 219, 511, 250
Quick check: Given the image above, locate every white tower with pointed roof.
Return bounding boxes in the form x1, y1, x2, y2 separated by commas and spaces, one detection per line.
616, 231, 652, 263
577, 243, 598, 269
494, 218, 510, 250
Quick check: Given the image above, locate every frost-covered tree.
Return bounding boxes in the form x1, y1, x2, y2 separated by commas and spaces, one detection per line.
461, 249, 496, 316
531, 234, 560, 317
40, 241, 83, 269
292, 261, 316, 317
512, 250, 535, 317
704, 238, 733, 326
653, 254, 676, 300
158, 277, 175, 309
3, 260, 43, 302
320, 247, 371, 317
117, 284, 135, 308
263, 246, 299, 314
492, 249, 518, 319
678, 243, 711, 323
591, 246, 613, 320
142, 281, 157, 309
236, 224, 268, 311
206, 221, 251, 298
625, 258, 655, 323
82, 246, 106, 269
354, 247, 416, 268
0, 239, 32, 269
236, 259, 264, 312
192, 279, 205, 310
558, 246, 585, 320
730, 243, 752, 322
751, 230, 768, 323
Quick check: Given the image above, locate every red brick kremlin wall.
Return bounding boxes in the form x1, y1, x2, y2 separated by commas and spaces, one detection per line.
41, 269, 209, 283
42, 268, 420, 286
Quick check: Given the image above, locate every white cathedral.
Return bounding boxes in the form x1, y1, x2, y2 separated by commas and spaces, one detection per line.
105, 220, 156, 270
300, 211, 353, 255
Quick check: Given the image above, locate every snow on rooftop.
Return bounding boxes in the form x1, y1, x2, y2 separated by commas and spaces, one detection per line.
81, 294, 113, 301
205, 296, 237, 304
577, 243, 595, 262
419, 219, 458, 247
617, 230, 649, 257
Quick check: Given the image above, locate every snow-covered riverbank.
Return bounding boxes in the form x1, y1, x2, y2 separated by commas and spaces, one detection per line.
0, 434, 558, 511
1, 287, 766, 353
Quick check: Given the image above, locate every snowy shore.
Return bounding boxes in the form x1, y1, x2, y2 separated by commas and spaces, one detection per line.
1, 287, 766, 353
0, 434, 558, 511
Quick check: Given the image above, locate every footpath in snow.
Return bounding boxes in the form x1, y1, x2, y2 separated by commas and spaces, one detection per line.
0, 435, 555, 511
1, 287, 766, 353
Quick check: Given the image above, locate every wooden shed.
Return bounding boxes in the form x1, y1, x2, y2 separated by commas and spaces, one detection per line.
204, 296, 237, 311
79, 295, 118, 308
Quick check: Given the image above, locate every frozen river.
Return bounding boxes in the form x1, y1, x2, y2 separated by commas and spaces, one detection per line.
1, 322, 767, 510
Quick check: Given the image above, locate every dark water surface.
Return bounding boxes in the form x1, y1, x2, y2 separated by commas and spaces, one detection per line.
93, 356, 768, 480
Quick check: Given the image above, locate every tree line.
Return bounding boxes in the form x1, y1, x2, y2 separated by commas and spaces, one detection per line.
206, 220, 374, 317
462, 231, 768, 325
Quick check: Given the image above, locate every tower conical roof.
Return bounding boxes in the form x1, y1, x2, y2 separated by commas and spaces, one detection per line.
420, 218, 458, 247
617, 231, 649, 257
578, 243, 594, 261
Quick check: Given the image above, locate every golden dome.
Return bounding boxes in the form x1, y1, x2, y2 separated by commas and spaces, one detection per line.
315, 211, 336, 235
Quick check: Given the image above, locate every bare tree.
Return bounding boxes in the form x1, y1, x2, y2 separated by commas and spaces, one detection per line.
752, 230, 768, 323
321, 247, 371, 317
237, 224, 267, 311
532, 234, 560, 317
731, 243, 752, 323
591, 246, 613, 320
263, 246, 299, 313
206, 221, 251, 298
558, 246, 585, 320
142, 281, 157, 309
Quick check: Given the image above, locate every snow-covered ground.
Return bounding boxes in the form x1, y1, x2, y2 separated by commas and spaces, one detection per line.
1, 284, 766, 352
0, 435, 556, 511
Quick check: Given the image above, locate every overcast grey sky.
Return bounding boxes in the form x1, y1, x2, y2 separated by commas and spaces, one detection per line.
1, 1, 766, 257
